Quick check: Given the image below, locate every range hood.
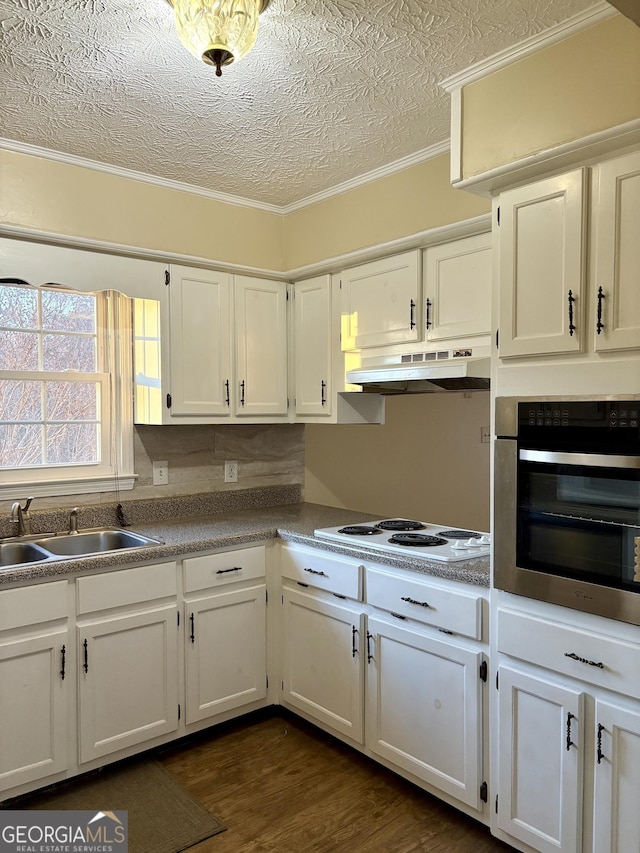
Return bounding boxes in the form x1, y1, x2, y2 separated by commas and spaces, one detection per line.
346, 348, 491, 394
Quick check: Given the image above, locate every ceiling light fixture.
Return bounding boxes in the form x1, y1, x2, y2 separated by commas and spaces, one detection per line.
167, 0, 270, 77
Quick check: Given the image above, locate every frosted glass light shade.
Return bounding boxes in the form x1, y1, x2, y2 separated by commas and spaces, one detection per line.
171, 0, 265, 75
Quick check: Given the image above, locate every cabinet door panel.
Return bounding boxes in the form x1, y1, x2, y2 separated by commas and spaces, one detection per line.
499, 170, 586, 358
593, 699, 640, 853
366, 616, 482, 808
293, 275, 332, 416
78, 606, 178, 763
497, 665, 584, 853
169, 265, 232, 416
185, 585, 266, 724
281, 588, 364, 742
593, 151, 640, 353
235, 276, 288, 416
0, 630, 68, 791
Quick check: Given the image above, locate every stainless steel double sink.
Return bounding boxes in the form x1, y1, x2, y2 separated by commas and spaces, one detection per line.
0, 528, 161, 569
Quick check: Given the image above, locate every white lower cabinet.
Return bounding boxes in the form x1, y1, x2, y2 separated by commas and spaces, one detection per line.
76, 562, 179, 764
0, 582, 70, 793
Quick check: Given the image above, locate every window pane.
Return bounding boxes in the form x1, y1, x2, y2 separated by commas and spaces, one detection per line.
45, 381, 97, 421
41, 290, 96, 334
0, 380, 42, 422
46, 422, 99, 464
0, 330, 39, 370
43, 333, 97, 372
0, 285, 38, 329
0, 424, 43, 467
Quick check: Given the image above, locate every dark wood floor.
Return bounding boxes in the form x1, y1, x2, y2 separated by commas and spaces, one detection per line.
158, 711, 514, 853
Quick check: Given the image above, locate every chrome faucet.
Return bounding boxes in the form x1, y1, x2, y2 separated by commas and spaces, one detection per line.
68, 507, 80, 534
9, 497, 34, 536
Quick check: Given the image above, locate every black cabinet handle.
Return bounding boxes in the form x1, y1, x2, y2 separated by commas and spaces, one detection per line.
564, 651, 604, 669
216, 566, 243, 574
60, 644, 66, 681
426, 298, 432, 329
568, 290, 576, 337
240, 380, 246, 406
596, 286, 605, 335
597, 723, 605, 764
321, 380, 327, 406
366, 631, 373, 663
409, 299, 416, 330
401, 595, 430, 609
566, 712, 575, 751
352, 626, 358, 658
304, 567, 328, 577
224, 379, 230, 406
83, 639, 88, 673
190, 612, 195, 644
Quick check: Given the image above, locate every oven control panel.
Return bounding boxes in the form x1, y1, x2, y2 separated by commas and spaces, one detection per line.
520, 401, 639, 429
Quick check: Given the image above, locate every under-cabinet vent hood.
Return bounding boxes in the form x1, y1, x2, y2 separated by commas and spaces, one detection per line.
346, 347, 491, 394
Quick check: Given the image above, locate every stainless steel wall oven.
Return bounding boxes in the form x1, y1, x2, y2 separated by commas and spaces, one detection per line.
494, 397, 640, 625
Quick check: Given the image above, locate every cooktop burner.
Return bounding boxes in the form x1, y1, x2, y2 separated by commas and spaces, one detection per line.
437, 530, 483, 539
388, 533, 448, 547
375, 519, 426, 531
337, 525, 383, 536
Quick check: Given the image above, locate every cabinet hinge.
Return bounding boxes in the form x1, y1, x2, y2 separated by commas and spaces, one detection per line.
178, 704, 181, 721
496, 206, 500, 226
166, 393, 172, 409
165, 269, 170, 286
480, 781, 488, 803
495, 794, 498, 814
479, 660, 488, 682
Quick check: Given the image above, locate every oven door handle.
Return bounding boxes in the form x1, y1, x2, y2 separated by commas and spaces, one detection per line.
519, 449, 640, 469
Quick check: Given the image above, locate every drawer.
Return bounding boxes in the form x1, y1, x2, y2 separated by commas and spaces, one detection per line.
77, 561, 177, 615
280, 544, 362, 600
498, 608, 640, 700
366, 567, 482, 640
0, 581, 68, 631
184, 546, 265, 592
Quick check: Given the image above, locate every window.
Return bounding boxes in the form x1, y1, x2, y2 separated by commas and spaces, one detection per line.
0, 282, 134, 498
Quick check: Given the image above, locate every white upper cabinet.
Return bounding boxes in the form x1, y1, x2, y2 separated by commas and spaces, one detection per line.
292, 275, 332, 417
234, 275, 288, 417
592, 150, 640, 354
168, 265, 233, 416
340, 251, 421, 350
498, 169, 587, 358
424, 232, 492, 341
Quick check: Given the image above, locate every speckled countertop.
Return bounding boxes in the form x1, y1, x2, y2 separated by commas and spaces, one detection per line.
0, 489, 490, 589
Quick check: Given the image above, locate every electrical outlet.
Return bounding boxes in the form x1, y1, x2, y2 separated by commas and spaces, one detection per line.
152, 460, 169, 485
224, 460, 238, 483
481, 426, 491, 444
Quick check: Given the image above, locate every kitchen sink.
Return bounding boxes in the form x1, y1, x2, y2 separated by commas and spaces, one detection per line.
0, 541, 52, 568
35, 528, 160, 557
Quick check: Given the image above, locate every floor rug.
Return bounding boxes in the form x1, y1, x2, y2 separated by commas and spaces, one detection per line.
2, 758, 226, 853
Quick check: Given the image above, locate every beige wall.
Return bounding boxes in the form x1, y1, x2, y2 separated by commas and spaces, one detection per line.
283, 154, 490, 270
461, 15, 640, 179
305, 392, 491, 531
0, 150, 285, 271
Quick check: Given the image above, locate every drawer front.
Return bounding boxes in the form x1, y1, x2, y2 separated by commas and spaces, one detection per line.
184, 546, 266, 592
0, 581, 68, 631
498, 608, 640, 700
366, 567, 482, 640
77, 561, 177, 615
280, 544, 362, 600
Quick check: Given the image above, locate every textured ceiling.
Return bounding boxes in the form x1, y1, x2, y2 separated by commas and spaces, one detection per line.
0, 0, 596, 207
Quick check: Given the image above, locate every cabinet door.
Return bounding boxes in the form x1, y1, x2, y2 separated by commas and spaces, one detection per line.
185, 584, 267, 725
78, 605, 178, 763
0, 629, 69, 792
366, 616, 483, 809
592, 698, 640, 853
593, 151, 640, 353
281, 587, 364, 743
293, 275, 332, 416
341, 251, 421, 350
499, 170, 586, 358
169, 265, 232, 416
235, 276, 288, 417
497, 665, 584, 853
424, 233, 492, 341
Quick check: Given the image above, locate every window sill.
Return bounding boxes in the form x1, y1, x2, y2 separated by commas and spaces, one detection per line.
0, 475, 137, 500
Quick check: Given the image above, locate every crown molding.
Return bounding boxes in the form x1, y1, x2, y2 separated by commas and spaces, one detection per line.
441, 2, 618, 92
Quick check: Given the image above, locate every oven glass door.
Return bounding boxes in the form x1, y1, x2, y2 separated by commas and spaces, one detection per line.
517, 450, 640, 590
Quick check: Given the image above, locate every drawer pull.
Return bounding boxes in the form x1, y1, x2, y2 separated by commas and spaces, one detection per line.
564, 652, 604, 669
190, 612, 195, 644
83, 638, 89, 674
597, 723, 605, 764
401, 595, 430, 609
391, 612, 406, 620
352, 626, 358, 658
60, 644, 66, 681
216, 566, 243, 574
304, 567, 328, 577
366, 631, 373, 663
566, 712, 575, 751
